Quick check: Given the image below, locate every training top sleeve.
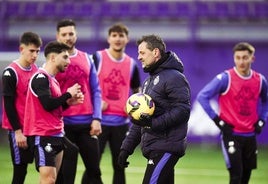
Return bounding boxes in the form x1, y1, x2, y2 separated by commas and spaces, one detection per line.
197, 72, 228, 119
88, 54, 102, 121
2, 68, 21, 130
31, 74, 72, 111
259, 75, 268, 121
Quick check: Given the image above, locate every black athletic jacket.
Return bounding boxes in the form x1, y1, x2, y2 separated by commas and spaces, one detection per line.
121, 51, 191, 158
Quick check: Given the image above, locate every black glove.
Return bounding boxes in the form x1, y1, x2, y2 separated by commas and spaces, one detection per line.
131, 113, 152, 128
254, 120, 265, 134
213, 116, 233, 136
118, 150, 129, 169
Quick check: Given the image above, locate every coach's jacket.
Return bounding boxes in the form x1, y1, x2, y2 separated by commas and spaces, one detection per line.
121, 51, 191, 158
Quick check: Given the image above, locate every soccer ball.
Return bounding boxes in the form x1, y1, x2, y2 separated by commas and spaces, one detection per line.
126, 93, 155, 120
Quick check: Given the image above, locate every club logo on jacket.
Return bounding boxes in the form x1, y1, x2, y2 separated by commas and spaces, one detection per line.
148, 159, 154, 165
154, 76, 159, 85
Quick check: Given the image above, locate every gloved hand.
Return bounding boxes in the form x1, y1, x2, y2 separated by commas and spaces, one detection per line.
213, 116, 233, 136
254, 120, 265, 134
118, 150, 129, 169
131, 113, 152, 128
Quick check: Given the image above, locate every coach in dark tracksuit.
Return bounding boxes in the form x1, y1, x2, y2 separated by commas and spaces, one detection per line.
118, 34, 191, 184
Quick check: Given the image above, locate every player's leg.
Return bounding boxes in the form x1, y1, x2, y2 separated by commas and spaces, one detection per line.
142, 152, 179, 184
56, 125, 79, 184
39, 166, 57, 184
35, 136, 65, 184
241, 136, 257, 184
110, 125, 129, 184
241, 169, 251, 184
8, 131, 34, 184
78, 128, 103, 184
39, 150, 63, 184
99, 125, 110, 154
12, 164, 27, 184
81, 125, 110, 183
221, 135, 243, 184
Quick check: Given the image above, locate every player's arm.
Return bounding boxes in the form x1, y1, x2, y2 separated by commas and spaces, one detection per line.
120, 124, 141, 154
197, 72, 228, 119
31, 73, 72, 111
91, 52, 100, 71
88, 54, 102, 121
253, 75, 268, 134
2, 68, 21, 130
259, 75, 268, 121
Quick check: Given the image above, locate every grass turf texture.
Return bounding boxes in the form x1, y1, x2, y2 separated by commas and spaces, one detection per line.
0, 141, 267, 184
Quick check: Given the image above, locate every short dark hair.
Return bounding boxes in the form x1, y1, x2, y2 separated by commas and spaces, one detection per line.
108, 23, 129, 36
136, 34, 166, 56
57, 19, 76, 32
44, 41, 70, 58
233, 42, 255, 55
20, 32, 42, 47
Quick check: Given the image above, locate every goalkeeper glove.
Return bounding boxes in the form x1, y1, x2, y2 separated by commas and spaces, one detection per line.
131, 113, 152, 128
118, 150, 130, 169
254, 120, 265, 134
213, 116, 233, 136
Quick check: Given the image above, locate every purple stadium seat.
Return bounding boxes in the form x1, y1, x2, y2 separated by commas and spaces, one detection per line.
132, 3, 152, 17
171, 2, 193, 19
117, 3, 131, 17
153, 2, 170, 17
213, 2, 231, 19
99, 2, 114, 17
57, 2, 76, 17
76, 2, 95, 17
232, 2, 251, 18
6, 2, 21, 18
39, 2, 57, 17
21, 2, 39, 17
254, 2, 268, 18
195, 2, 213, 18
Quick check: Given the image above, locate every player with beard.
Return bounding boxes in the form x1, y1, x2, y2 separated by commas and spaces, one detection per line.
55, 19, 103, 184
82, 23, 141, 184
24, 41, 84, 183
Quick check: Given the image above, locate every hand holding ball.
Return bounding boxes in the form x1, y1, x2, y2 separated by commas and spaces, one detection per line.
126, 93, 155, 121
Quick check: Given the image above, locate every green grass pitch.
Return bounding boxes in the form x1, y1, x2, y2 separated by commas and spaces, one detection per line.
0, 140, 267, 184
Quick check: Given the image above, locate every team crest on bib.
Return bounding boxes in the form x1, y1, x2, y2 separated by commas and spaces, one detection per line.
153, 76, 159, 85
45, 143, 53, 153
